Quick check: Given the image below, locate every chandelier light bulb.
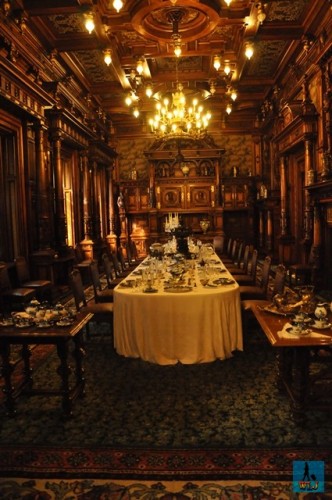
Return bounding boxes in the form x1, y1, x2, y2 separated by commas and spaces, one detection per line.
213, 56, 221, 71
113, 0, 123, 12
224, 0, 232, 6
226, 103, 232, 114
245, 42, 254, 59
84, 13, 95, 34
230, 90, 237, 101
103, 50, 112, 66
133, 107, 140, 118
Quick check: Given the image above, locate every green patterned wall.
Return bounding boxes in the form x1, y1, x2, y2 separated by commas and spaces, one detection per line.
117, 133, 254, 180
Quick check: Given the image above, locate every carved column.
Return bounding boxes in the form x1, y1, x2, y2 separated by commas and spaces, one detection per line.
280, 155, 288, 236
266, 209, 273, 252
92, 161, 102, 242
106, 162, 117, 253
34, 121, 52, 249
80, 152, 94, 260
321, 58, 332, 178
259, 211, 264, 248
278, 154, 294, 263
303, 138, 314, 243
51, 130, 67, 250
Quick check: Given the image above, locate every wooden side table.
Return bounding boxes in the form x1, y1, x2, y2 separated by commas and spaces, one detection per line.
0, 312, 93, 417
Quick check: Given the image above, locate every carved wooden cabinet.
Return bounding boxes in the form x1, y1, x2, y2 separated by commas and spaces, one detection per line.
122, 182, 150, 212
221, 176, 256, 243
221, 177, 254, 209
156, 181, 216, 210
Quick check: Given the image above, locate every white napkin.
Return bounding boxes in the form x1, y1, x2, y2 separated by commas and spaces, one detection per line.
277, 322, 331, 340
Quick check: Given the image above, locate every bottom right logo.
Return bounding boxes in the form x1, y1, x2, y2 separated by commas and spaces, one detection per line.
293, 461, 325, 493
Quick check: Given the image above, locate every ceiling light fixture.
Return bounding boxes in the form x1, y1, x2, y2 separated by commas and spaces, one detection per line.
245, 41, 254, 59
223, 61, 231, 75
113, 0, 124, 13
145, 84, 153, 98
148, 81, 211, 138
168, 9, 184, 58
136, 58, 144, 75
84, 12, 95, 34
103, 49, 112, 66
213, 55, 221, 71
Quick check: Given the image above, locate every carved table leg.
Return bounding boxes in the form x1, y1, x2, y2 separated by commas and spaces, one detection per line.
291, 347, 310, 425
56, 340, 72, 417
73, 331, 86, 398
276, 347, 293, 391
21, 344, 33, 389
0, 341, 16, 416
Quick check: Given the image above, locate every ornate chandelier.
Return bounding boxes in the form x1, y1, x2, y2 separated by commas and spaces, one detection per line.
148, 82, 211, 138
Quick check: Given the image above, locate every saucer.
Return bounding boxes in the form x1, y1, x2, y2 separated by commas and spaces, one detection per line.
313, 321, 331, 330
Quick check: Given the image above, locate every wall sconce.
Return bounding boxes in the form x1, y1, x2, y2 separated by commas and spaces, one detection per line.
244, 41, 254, 59
136, 58, 144, 75
103, 49, 112, 66
84, 13, 95, 34
113, 0, 124, 12
213, 55, 221, 71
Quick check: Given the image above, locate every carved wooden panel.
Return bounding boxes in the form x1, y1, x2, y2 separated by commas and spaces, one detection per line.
158, 186, 183, 210
189, 185, 213, 208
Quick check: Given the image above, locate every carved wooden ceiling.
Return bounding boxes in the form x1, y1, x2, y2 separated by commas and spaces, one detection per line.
7, 0, 331, 136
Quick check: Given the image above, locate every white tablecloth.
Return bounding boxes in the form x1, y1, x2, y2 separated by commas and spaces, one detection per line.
114, 256, 243, 365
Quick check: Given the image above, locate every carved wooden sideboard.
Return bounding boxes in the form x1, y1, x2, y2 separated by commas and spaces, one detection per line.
119, 136, 226, 252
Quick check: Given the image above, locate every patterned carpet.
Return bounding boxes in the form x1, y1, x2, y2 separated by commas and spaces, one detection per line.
0, 321, 331, 486
1, 477, 331, 499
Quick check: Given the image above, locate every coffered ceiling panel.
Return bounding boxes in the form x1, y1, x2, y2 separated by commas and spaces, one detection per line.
9, 0, 330, 136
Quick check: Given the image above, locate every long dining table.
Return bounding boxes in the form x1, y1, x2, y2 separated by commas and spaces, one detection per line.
113, 251, 243, 365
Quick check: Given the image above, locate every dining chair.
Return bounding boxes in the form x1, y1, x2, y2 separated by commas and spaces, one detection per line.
232, 248, 258, 285
221, 239, 238, 264
0, 264, 36, 312
238, 255, 272, 300
226, 244, 250, 275
118, 245, 136, 271
68, 268, 113, 337
14, 256, 53, 302
225, 241, 244, 271
89, 261, 114, 303
74, 244, 94, 284
213, 235, 225, 257
241, 263, 287, 312
101, 253, 123, 289
110, 251, 130, 279
241, 264, 287, 335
